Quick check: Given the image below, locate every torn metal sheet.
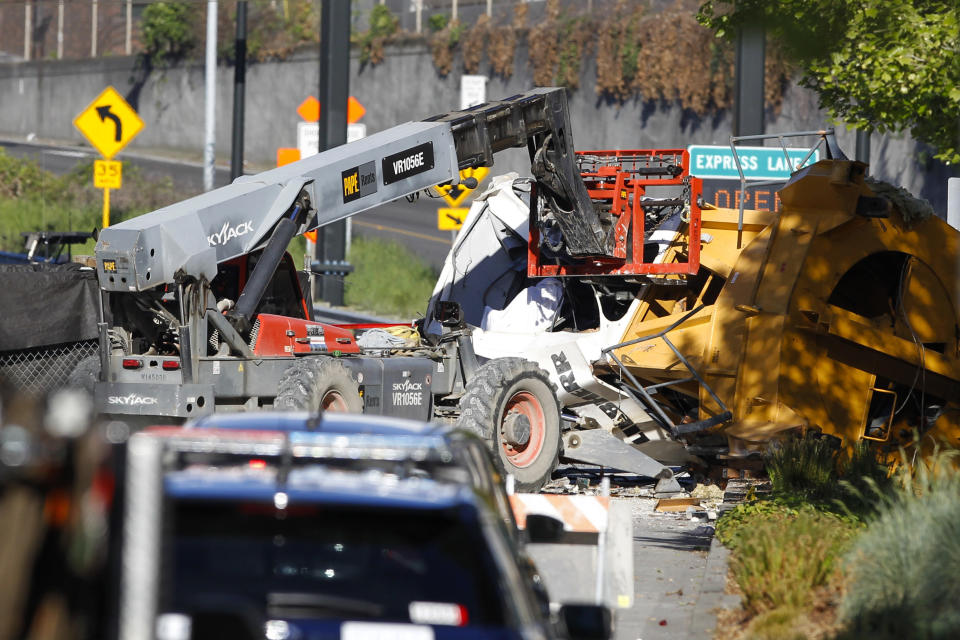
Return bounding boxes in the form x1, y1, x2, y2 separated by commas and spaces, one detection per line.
564, 429, 683, 495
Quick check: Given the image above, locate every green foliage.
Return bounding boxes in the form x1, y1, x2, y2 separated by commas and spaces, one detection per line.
344, 236, 438, 319
220, 1, 319, 63
838, 441, 894, 509
618, 22, 640, 86
839, 450, 960, 639
0, 197, 100, 256
720, 502, 857, 613
427, 14, 448, 33
357, 4, 399, 65
0, 149, 179, 255
141, 1, 196, 65
0, 148, 56, 199
763, 432, 892, 512
716, 494, 861, 545
554, 16, 589, 89
764, 432, 840, 498
743, 606, 807, 640
698, 0, 960, 164
282, 0, 319, 44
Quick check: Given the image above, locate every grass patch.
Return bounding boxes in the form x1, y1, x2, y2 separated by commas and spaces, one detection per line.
715, 432, 888, 638
718, 498, 858, 615
718, 434, 959, 639
764, 432, 892, 513
765, 431, 840, 499
0, 149, 179, 256
344, 236, 438, 319
744, 606, 807, 640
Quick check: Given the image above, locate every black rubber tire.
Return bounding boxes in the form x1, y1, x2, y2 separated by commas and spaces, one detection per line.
275, 357, 363, 413
67, 354, 101, 395
458, 357, 561, 492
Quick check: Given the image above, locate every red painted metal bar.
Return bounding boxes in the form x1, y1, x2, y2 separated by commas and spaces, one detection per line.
528, 148, 702, 278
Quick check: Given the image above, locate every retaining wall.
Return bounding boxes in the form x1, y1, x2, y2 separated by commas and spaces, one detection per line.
0, 43, 952, 210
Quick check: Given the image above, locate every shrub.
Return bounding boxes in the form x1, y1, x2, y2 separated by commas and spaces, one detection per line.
427, 14, 448, 33
837, 441, 894, 512
0, 148, 53, 199
429, 20, 463, 77
765, 431, 840, 499
358, 4, 399, 65
141, 1, 196, 65
839, 451, 960, 639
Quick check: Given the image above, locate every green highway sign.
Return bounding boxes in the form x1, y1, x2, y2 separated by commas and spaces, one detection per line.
687, 145, 819, 181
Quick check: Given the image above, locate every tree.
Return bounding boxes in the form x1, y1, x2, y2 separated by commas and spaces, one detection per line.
698, 0, 960, 164
141, 1, 197, 65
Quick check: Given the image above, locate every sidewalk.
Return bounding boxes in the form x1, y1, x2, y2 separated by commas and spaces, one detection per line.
615, 499, 739, 640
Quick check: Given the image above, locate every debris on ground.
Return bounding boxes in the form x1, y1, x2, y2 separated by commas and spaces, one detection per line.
690, 482, 725, 503
655, 497, 701, 512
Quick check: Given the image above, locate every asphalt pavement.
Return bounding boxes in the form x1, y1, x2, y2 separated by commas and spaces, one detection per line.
530, 495, 737, 640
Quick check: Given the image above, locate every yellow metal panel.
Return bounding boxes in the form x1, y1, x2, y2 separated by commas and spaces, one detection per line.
827, 305, 960, 382
753, 212, 817, 314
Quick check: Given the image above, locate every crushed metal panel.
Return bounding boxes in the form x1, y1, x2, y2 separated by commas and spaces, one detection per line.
564, 429, 683, 493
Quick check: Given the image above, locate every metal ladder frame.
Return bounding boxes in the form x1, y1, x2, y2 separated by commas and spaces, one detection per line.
601, 305, 733, 437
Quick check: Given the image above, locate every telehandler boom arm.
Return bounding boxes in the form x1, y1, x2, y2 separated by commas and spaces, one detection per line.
94, 87, 607, 295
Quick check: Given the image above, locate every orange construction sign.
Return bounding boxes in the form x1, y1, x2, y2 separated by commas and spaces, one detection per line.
296, 95, 366, 124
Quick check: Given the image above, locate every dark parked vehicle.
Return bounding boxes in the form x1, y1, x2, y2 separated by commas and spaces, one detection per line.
121, 415, 611, 640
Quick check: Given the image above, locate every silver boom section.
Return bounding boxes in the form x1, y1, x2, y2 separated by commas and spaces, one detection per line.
95, 120, 459, 292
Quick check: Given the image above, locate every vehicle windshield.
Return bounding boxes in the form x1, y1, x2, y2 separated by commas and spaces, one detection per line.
161, 499, 511, 629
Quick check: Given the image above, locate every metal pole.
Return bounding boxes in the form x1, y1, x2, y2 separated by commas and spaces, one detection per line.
126, 0, 133, 55
57, 0, 64, 59
855, 129, 870, 172
203, 0, 218, 192
733, 23, 764, 139
452, 0, 458, 22
594, 476, 610, 604
24, 0, 31, 61
230, 1, 248, 182
486, 0, 492, 17
947, 178, 959, 232
315, 0, 351, 306
102, 188, 110, 229
416, 0, 422, 34
91, 0, 98, 57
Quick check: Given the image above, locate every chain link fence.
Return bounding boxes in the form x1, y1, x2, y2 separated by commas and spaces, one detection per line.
0, 340, 98, 396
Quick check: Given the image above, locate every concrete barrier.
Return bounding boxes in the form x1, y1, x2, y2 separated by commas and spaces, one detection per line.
512, 494, 634, 610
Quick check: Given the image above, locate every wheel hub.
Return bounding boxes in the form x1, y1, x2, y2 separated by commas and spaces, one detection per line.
321, 390, 348, 412
502, 410, 532, 447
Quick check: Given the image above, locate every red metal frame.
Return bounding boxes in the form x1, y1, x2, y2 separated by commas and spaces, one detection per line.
252, 315, 360, 356
527, 148, 702, 278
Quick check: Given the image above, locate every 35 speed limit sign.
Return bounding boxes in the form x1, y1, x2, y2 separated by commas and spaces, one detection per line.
94, 160, 122, 189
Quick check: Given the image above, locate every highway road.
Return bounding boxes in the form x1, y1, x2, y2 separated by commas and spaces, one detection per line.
0, 139, 455, 269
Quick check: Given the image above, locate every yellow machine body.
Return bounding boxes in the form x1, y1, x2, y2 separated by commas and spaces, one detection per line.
614, 159, 960, 458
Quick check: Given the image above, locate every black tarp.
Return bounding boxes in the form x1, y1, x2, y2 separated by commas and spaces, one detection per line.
0, 264, 100, 351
